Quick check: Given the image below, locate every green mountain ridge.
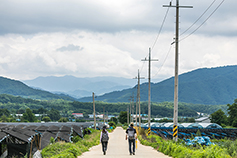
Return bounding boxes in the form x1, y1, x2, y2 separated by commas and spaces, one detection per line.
79, 65, 237, 105
0, 77, 76, 101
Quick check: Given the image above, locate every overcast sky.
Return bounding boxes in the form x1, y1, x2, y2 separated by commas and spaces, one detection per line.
0, 0, 236, 83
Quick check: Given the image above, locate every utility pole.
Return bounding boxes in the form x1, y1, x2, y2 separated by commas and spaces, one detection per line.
107, 111, 108, 123
134, 69, 145, 127
92, 92, 96, 130
132, 95, 134, 122
141, 48, 158, 129
163, 0, 192, 142
129, 99, 132, 124
103, 106, 105, 124
127, 104, 129, 125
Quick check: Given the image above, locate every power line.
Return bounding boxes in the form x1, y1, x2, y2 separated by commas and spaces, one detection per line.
180, 0, 225, 42
140, 0, 173, 75
151, 0, 173, 50
152, 44, 173, 78
180, 0, 217, 36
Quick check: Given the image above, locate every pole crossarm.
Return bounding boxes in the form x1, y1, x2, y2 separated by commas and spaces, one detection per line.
163, 5, 193, 8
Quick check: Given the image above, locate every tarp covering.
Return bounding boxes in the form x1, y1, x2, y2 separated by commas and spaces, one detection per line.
0, 132, 8, 142
41, 132, 56, 149
3, 130, 30, 143
35, 125, 48, 132
47, 125, 60, 133
72, 125, 83, 138
7, 143, 28, 158
57, 132, 70, 142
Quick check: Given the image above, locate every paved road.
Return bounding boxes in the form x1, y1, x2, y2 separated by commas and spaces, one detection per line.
78, 127, 171, 158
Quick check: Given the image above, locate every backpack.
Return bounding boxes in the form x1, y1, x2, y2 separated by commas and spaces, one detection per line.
127, 128, 135, 140
101, 131, 109, 142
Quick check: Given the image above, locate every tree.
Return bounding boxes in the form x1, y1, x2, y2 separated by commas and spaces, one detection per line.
58, 117, 68, 122
109, 117, 118, 124
210, 109, 227, 126
42, 116, 51, 122
188, 118, 195, 123
108, 121, 116, 129
0, 115, 8, 122
47, 108, 61, 121
0, 109, 10, 117
227, 99, 237, 127
118, 111, 127, 124
23, 108, 37, 122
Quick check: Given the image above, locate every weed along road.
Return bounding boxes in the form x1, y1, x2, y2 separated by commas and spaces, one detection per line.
78, 127, 171, 158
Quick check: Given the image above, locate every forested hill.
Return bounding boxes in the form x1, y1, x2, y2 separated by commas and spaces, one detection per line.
0, 77, 75, 101
79, 65, 237, 105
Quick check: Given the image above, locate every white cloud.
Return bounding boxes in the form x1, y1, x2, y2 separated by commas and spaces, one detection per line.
0, 0, 236, 82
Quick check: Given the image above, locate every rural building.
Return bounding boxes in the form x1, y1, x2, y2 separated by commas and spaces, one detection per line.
195, 117, 211, 123
72, 113, 83, 118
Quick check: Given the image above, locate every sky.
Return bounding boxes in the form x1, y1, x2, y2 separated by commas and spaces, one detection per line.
0, 0, 236, 83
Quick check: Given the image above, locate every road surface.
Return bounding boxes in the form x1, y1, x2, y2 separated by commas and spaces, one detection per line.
78, 127, 171, 158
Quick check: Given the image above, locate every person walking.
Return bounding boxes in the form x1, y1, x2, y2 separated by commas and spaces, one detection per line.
126, 122, 137, 155
100, 125, 109, 155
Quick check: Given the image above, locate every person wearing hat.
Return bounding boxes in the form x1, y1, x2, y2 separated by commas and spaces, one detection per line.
126, 122, 137, 155
100, 125, 109, 155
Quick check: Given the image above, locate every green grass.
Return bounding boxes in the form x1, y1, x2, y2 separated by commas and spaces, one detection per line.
41, 128, 100, 158
138, 133, 235, 158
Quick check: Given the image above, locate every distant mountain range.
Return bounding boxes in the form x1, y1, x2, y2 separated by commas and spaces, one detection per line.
22, 76, 136, 98
78, 65, 237, 105
0, 77, 75, 101
1, 65, 237, 105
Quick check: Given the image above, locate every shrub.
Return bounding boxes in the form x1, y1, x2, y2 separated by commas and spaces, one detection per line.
42, 129, 100, 158
51, 152, 74, 158
138, 133, 233, 158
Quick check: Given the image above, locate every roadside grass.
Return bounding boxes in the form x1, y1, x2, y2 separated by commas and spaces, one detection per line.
138, 128, 236, 158
41, 128, 100, 158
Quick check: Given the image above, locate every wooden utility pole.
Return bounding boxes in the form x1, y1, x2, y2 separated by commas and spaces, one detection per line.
103, 106, 105, 124
129, 99, 132, 124
134, 69, 145, 127
163, 0, 192, 142
141, 48, 158, 129
93, 92, 96, 130
127, 104, 129, 125
107, 111, 108, 123
132, 95, 134, 122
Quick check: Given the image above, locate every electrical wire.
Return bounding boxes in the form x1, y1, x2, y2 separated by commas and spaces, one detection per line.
152, 44, 173, 78
180, 0, 225, 42
140, 0, 173, 75
180, 0, 217, 36
151, 0, 172, 50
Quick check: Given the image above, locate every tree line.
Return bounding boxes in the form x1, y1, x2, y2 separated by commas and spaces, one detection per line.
210, 99, 237, 127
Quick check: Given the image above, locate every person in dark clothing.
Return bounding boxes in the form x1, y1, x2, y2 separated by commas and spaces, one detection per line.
100, 125, 109, 155
126, 122, 137, 155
